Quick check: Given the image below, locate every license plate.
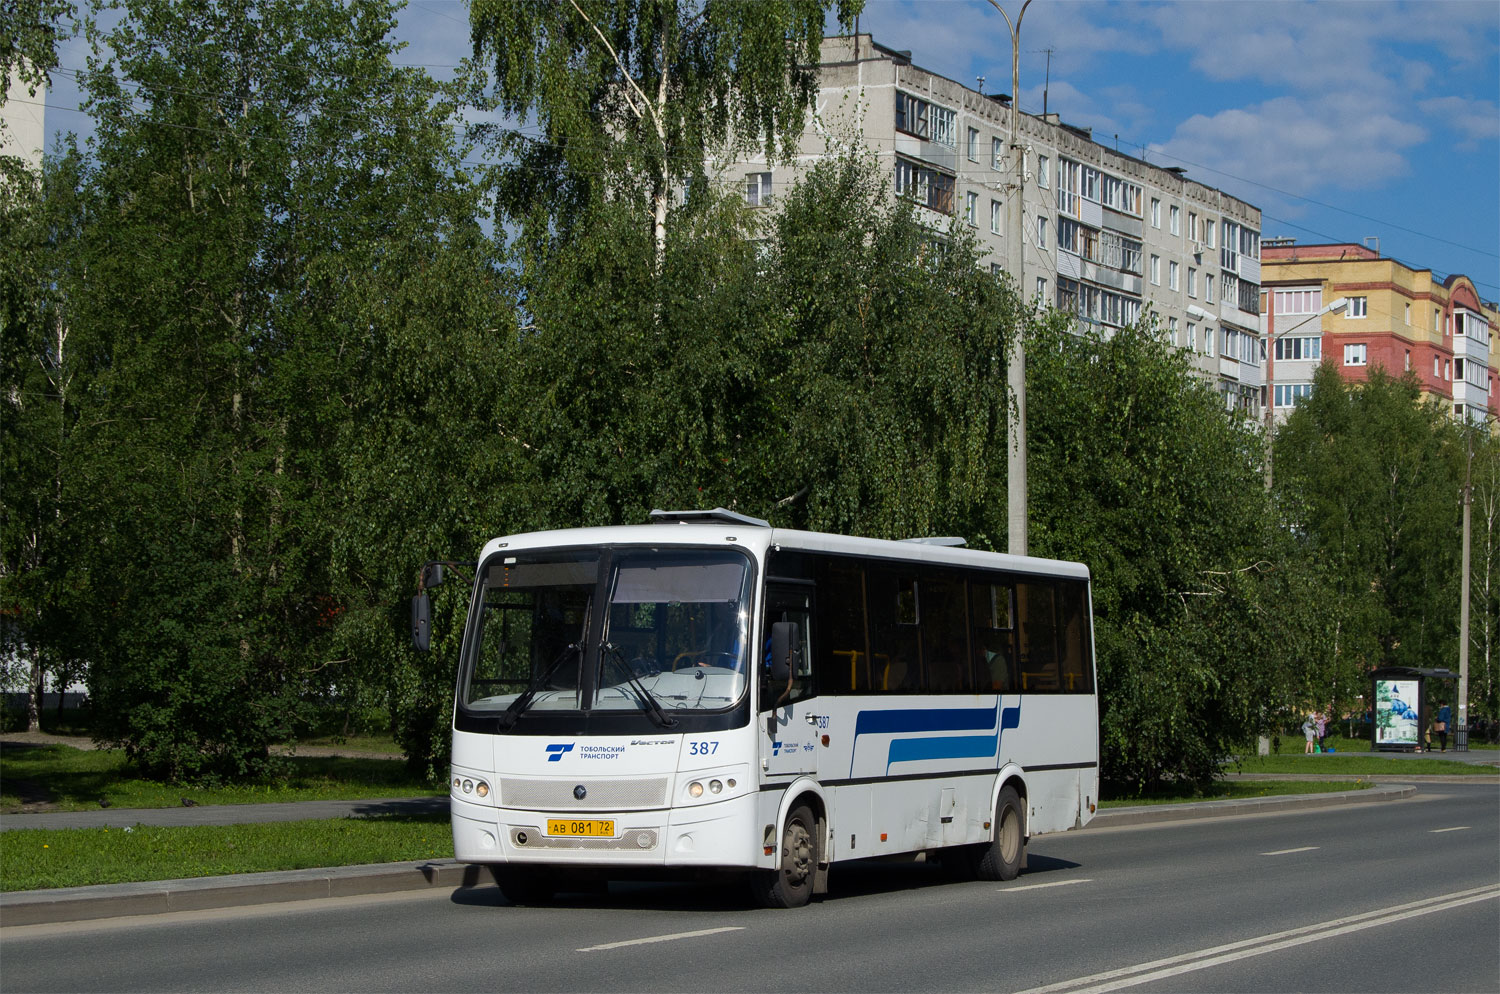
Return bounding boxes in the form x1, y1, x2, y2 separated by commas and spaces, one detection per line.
546, 818, 616, 838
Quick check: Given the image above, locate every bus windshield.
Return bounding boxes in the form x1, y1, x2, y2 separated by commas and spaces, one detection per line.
460, 548, 752, 716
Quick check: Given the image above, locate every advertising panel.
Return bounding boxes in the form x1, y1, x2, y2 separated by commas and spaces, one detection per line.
1375, 678, 1420, 746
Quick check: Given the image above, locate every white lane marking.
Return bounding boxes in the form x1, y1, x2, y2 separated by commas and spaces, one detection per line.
1002, 879, 1093, 893
1013, 885, 1500, 994
577, 926, 744, 952
1429, 826, 1470, 833
1261, 846, 1320, 855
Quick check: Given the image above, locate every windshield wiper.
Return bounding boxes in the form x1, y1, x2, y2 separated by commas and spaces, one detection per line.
601, 643, 678, 729
497, 642, 580, 730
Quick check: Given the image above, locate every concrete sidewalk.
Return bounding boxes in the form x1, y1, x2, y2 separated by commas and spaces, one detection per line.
0, 784, 1423, 928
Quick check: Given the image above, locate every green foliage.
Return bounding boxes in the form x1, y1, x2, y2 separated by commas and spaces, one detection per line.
1026, 318, 1312, 790
470, 0, 862, 252
1276, 364, 1462, 677
4, 0, 516, 783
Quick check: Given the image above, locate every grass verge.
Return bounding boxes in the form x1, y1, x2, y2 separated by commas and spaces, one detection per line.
1100, 780, 1373, 808
1230, 754, 1498, 776
1, 813, 455, 892
0, 744, 441, 814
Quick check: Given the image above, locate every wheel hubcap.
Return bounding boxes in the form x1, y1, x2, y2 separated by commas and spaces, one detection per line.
783, 820, 812, 884
1000, 808, 1020, 863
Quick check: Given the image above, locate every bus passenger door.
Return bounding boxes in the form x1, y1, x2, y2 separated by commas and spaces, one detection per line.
761, 583, 817, 777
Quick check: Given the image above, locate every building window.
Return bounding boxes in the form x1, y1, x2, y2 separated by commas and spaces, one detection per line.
967, 127, 979, 161
1169, 261, 1179, 291
1344, 343, 1367, 366
1100, 174, 1142, 215
1169, 316, 1179, 344
1189, 211, 1198, 243
1203, 325, 1214, 353
1274, 288, 1323, 313
746, 172, 773, 206
1435, 308, 1443, 332
1057, 159, 1080, 216
1150, 198, 1161, 228
1205, 273, 1214, 304
1348, 296, 1368, 318
1036, 276, 1047, 300
1404, 303, 1411, 325
1238, 278, 1260, 315
965, 191, 978, 226
895, 93, 956, 147
1151, 255, 1161, 286
991, 199, 1002, 234
1037, 216, 1048, 249
1275, 337, 1321, 361
1275, 383, 1314, 408
1446, 359, 1452, 380
1169, 205, 1180, 236
993, 137, 1003, 170
894, 158, 955, 214
1434, 356, 1441, 377
1205, 222, 1216, 250
1187, 267, 1198, 298
1405, 350, 1411, 371
1037, 155, 1049, 188
1186, 322, 1197, 352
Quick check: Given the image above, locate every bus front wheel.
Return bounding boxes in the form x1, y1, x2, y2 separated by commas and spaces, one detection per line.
753, 803, 817, 908
977, 786, 1025, 881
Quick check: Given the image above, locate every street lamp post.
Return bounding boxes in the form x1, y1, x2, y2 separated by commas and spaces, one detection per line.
1259, 296, 1348, 490
986, 0, 1032, 557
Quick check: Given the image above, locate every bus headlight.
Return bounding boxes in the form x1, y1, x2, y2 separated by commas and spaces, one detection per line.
476, 781, 490, 798
688, 781, 704, 798
709, 780, 723, 794
462, 779, 474, 793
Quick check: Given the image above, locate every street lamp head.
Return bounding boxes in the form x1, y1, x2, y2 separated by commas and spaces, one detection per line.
1326, 297, 1348, 314
1186, 304, 1213, 322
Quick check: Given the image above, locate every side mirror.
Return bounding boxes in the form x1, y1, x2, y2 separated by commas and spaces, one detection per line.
770, 621, 799, 682
411, 591, 431, 652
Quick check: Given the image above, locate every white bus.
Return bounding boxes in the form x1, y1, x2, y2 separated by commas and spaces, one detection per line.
421, 508, 1098, 908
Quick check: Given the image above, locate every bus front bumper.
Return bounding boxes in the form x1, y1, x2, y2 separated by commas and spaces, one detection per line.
451, 792, 759, 868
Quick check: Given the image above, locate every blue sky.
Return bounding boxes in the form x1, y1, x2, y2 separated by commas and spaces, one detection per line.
35, 0, 1500, 301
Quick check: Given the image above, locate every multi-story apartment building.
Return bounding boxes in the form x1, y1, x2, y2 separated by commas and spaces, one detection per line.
1, 64, 48, 175
1260, 240, 1498, 425
719, 35, 1265, 412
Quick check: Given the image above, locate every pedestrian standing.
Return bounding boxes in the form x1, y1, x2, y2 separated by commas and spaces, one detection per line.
1315, 712, 1327, 753
1302, 714, 1317, 754
1436, 703, 1451, 752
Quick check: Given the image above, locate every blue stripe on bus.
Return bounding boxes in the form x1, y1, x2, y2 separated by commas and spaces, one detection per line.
849, 699, 1023, 777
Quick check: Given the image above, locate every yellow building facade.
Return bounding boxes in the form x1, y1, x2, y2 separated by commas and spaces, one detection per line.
1260, 241, 1498, 425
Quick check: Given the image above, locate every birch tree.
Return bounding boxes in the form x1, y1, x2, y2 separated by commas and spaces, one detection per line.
470, 0, 861, 269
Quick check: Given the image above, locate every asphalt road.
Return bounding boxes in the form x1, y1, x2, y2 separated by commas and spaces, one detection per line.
3, 784, 1496, 993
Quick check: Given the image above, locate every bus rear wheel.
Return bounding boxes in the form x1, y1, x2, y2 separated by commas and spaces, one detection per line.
976, 786, 1025, 881
490, 865, 556, 906
752, 803, 817, 908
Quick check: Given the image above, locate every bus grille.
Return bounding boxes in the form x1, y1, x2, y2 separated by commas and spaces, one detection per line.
499, 777, 669, 809
509, 826, 660, 851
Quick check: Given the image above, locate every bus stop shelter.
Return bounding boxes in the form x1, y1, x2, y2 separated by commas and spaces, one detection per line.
1371, 666, 1460, 752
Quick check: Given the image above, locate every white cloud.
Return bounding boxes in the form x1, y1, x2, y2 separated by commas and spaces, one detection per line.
1151, 94, 1425, 198
1418, 95, 1500, 145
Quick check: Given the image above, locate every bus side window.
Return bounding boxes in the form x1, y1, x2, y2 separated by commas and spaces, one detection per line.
1057, 580, 1093, 693
869, 571, 920, 692
820, 564, 869, 694
1016, 582, 1060, 692
970, 581, 1015, 691
761, 588, 814, 709
921, 575, 971, 692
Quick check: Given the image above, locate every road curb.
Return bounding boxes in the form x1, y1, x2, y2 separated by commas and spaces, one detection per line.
1088, 782, 1418, 828
0, 784, 1423, 927
0, 859, 486, 928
